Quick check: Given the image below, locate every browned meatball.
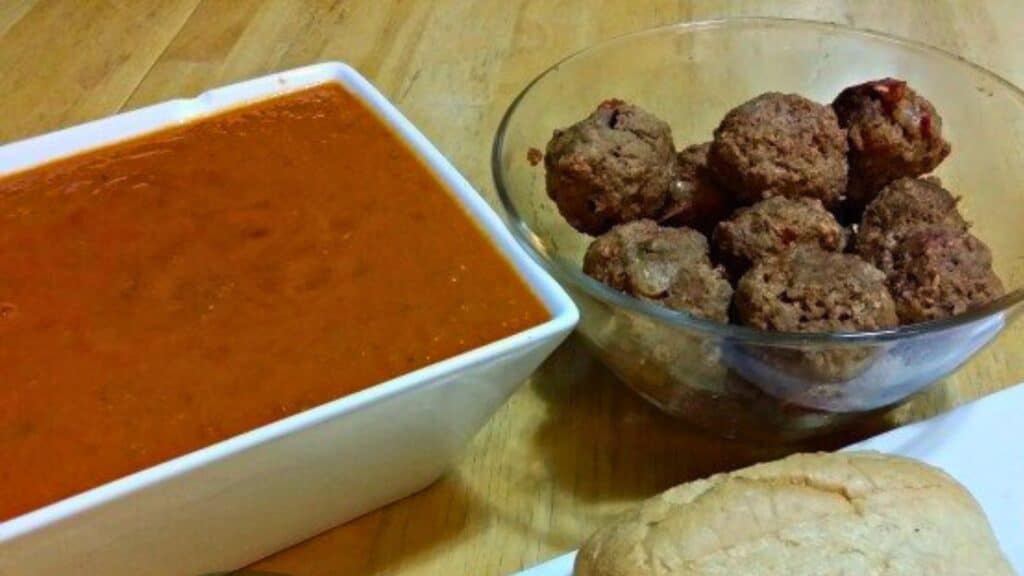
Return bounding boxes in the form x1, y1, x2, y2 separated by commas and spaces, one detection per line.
583, 220, 732, 322
708, 93, 848, 207
661, 264, 735, 324
658, 143, 732, 233
856, 177, 968, 273
887, 227, 1004, 323
544, 100, 677, 235
734, 247, 897, 382
833, 78, 951, 208
583, 219, 705, 296
713, 196, 846, 278
735, 246, 897, 333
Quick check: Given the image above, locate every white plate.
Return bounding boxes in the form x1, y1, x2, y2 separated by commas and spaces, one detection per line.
516, 382, 1024, 575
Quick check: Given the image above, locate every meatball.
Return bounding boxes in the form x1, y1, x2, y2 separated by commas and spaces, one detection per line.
887, 227, 1004, 323
708, 93, 848, 207
583, 220, 732, 322
544, 99, 677, 235
661, 264, 735, 324
735, 246, 897, 333
856, 177, 968, 273
833, 78, 951, 208
658, 143, 732, 233
734, 247, 897, 381
583, 220, 706, 296
713, 196, 846, 278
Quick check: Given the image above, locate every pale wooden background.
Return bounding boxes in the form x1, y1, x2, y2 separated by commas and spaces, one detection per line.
1, 2, 1021, 575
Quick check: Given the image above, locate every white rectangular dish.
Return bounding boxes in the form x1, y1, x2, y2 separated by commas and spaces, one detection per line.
0, 62, 579, 576
517, 382, 1024, 575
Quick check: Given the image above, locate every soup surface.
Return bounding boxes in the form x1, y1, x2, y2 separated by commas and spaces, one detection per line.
0, 83, 548, 521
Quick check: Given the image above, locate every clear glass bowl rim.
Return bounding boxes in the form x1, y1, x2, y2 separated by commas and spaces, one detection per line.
492, 16, 1024, 346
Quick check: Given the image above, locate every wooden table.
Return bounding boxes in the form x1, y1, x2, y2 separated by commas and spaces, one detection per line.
2, 2, 1022, 574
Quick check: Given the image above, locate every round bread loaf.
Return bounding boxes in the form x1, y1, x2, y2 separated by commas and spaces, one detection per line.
574, 452, 1013, 576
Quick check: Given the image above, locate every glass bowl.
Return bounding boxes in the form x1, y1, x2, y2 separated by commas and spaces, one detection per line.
492, 17, 1024, 440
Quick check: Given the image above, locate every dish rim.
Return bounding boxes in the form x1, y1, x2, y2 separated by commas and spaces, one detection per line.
491, 16, 1024, 346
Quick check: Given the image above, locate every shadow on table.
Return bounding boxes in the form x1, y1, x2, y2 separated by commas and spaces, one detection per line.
529, 334, 942, 503
248, 473, 488, 576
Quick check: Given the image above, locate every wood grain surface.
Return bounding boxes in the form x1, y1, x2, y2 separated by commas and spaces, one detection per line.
1, 2, 1021, 575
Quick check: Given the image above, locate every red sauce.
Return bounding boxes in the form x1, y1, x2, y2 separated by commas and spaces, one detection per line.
0, 84, 548, 521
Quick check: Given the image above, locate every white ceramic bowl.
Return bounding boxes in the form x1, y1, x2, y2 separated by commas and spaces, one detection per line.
0, 63, 578, 576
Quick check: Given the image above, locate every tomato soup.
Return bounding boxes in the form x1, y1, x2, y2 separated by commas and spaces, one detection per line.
0, 84, 548, 521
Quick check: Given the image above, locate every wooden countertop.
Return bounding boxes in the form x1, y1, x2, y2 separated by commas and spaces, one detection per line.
2, 2, 1021, 574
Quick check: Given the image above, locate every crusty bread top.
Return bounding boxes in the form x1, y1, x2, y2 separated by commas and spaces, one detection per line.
574, 452, 1014, 576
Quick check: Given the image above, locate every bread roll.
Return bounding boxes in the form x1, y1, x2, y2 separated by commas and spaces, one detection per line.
574, 452, 1014, 576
